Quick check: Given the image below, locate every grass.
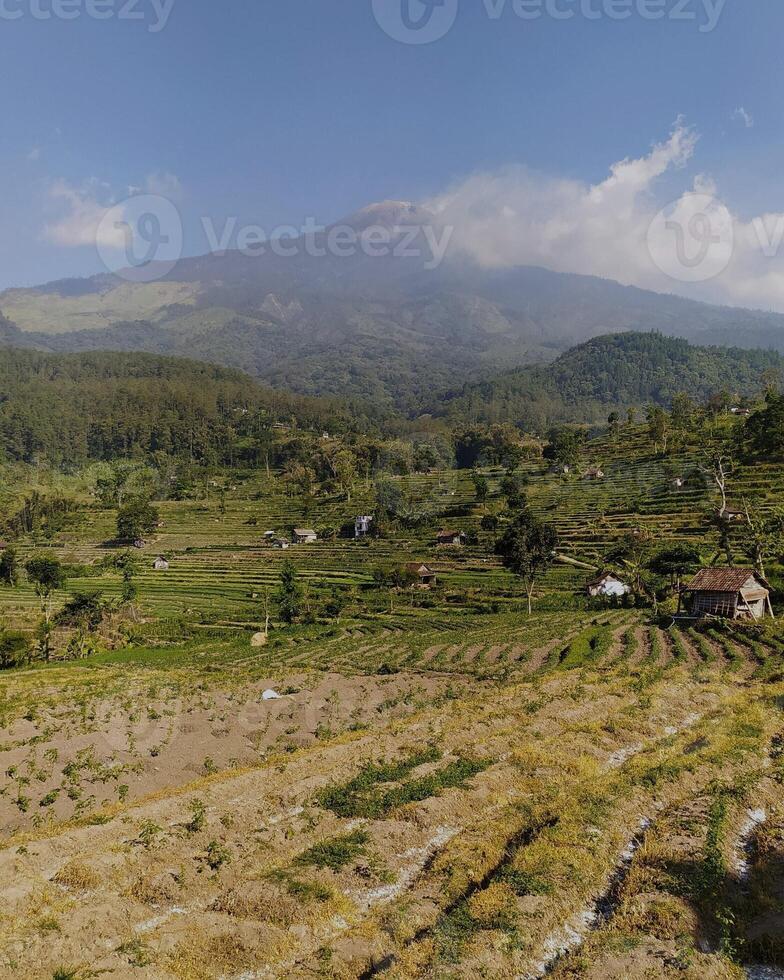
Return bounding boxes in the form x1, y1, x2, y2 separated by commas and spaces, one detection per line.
314, 752, 491, 820
294, 830, 370, 871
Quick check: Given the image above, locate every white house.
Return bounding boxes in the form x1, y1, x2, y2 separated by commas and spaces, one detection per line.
293, 528, 318, 545
586, 572, 630, 598
354, 515, 374, 539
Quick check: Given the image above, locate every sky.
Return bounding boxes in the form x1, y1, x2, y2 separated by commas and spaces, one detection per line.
2, 0, 784, 308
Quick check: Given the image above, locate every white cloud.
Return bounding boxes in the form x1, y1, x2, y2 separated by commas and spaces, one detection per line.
27, 147, 41, 162
732, 106, 754, 129
44, 173, 183, 250
44, 179, 124, 248
425, 123, 784, 312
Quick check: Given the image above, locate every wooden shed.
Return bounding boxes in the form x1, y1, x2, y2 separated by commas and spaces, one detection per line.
684, 568, 773, 620
406, 562, 437, 587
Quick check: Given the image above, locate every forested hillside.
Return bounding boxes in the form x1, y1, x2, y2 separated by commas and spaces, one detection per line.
0, 349, 357, 465
436, 332, 783, 429
4, 222, 784, 412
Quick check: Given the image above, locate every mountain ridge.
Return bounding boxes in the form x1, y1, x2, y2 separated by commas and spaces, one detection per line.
3, 207, 784, 412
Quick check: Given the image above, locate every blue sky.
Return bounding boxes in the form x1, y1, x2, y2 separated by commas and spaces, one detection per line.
1, 0, 782, 302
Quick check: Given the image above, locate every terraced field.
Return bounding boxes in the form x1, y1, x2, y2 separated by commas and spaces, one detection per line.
1, 612, 782, 979
2, 425, 784, 979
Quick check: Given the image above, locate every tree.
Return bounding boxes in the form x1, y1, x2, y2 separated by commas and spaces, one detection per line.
117, 498, 159, 542
701, 447, 734, 523
115, 551, 138, 605
322, 588, 347, 623
275, 561, 303, 625
743, 392, 784, 460
0, 630, 31, 670
606, 532, 656, 601
495, 509, 558, 614
607, 412, 621, 440
670, 393, 696, 433
738, 504, 784, 578
56, 591, 107, 659
545, 427, 581, 471
472, 472, 489, 504
481, 514, 499, 532
0, 546, 19, 586
648, 545, 701, 596
25, 556, 66, 602
646, 406, 670, 454
25, 555, 67, 662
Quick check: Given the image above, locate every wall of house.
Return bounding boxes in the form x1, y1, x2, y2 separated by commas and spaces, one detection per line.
691, 591, 739, 618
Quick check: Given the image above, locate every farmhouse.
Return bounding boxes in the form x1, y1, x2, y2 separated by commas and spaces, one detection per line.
718, 507, 747, 523
586, 572, 630, 598
354, 515, 374, 539
272, 538, 290, 550
293, 528, 318, 544
153, 557, 170, 571
684, 568, 773, 620
406, 562, 437, 587
584, 466, 605, 480
437, 530, 466, 547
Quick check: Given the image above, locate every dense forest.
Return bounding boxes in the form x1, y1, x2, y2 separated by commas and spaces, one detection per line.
0, 349, 360, 466
1, 334, 781, 468
435, 333, 784, 430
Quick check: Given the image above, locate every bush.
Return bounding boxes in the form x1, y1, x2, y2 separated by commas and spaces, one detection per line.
0, 630, 31, 669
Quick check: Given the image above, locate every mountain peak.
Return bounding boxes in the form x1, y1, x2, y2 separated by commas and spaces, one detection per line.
340, 200, 432, 231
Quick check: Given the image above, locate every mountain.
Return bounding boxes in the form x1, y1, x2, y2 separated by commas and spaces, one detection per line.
433, 332, 784, 431
3, 202, 784, 413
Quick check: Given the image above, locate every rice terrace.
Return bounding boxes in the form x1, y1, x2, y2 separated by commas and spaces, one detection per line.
5, 0, 784, 974
0, 338, 782, 980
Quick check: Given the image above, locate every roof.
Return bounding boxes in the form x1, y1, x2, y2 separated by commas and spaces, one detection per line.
406, 562, 434, 575
587, 571, 624, 588
293, 528, 316, 536
686, 567, 770, 593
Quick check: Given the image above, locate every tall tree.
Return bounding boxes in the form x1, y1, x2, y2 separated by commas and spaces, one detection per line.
275, 561, 303, 625
25, 555, 67, 661
495, 509, 558, 615
0, 546, 19, 587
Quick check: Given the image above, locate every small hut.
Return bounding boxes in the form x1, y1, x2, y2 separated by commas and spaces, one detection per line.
584, 466, 605, 481
437, 530, 466, 547
684, 568, 773, 620
153, 557, 170, 571
406, 562, 437, 587
293, 528, 318, 545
